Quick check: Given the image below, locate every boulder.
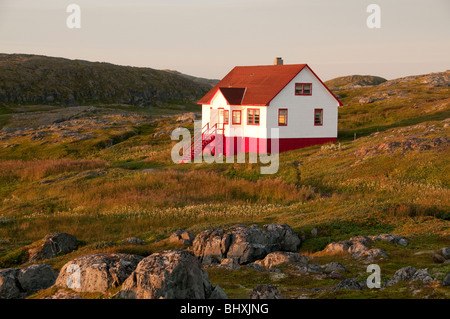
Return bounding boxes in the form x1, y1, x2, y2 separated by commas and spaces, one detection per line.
443, 273, 450, 286
0, 269, 21, 299
249, 284, 284, 299
387, 266, 435, 287
56, 253, 143, 293
168, 229, 195, 246
255, 251, 308, 269
121, 237, 145, 245
117, 250, 226, 299
28, 232, 78, 262
192, 224, 301, 265
219, 258, 240, 270
323, 241, 351, 255
441, 247, 450, 259
371, 234, 408, 246
192, 229, 231, 265
334, 278, 362, 291
17, 264, 57, 295
323, 262, 347, 274
296, 263, 323, 274
0, 264, 57, 299
387, 266, 417, 287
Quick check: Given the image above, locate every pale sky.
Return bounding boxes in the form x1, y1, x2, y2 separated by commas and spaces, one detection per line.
0, 0, 449, 81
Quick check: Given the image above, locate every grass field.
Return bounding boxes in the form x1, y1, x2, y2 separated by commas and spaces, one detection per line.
0, 71, 449, 298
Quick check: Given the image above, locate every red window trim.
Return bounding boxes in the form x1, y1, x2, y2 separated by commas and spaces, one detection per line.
232, 110, 241, 125
295, 83, 312, 96
314, 108, 323, 126
278, 108, 288, 126
247, 108, 260, 126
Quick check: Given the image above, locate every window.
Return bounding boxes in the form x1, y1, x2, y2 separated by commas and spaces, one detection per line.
224, 110, 229, 125
278, 109, 288, 126
314, 109, 323, 126
247, 109, 260, 125
232, 110, 241, 125
295, 83, 312, 95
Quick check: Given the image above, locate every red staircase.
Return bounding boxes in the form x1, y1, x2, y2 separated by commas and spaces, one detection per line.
181, 123, 221, 163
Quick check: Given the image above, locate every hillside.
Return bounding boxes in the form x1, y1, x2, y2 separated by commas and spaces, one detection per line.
0, 69, 449, 299
325, 75, 387, 89
0, 54, 212, 107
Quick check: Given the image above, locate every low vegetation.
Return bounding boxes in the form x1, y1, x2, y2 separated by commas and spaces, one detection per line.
0, 70, 449, 299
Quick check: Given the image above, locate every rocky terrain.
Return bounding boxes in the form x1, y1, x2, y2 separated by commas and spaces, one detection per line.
0, 69, 448, 299
0, 54, 212, 106
1, 225, 449, 299
325, 75, 387, 90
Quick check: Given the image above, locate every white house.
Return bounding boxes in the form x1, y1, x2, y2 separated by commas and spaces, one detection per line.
194, 58, 342, 158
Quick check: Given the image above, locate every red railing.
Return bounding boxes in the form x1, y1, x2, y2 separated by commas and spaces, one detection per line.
181, 122, 224, 162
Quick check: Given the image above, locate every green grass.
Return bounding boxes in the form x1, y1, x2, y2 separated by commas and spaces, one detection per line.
0, 73, 449, 299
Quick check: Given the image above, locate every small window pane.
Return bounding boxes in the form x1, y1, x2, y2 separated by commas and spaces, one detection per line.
295, 84, 303, 95
232, 111, 241, 124
303, 84, 311, 94
254, 110, 260, 124
315, 109, 323, 125
248, 109, 253, 124
224, 110, 229, 124
279, 109, 287, 125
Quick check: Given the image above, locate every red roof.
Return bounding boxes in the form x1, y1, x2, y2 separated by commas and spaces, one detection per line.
198, 64, 342, 106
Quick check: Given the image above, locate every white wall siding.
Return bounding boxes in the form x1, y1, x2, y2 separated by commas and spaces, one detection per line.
267, 66, 339, 139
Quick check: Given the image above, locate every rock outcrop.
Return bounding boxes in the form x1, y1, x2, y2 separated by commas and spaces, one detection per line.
322, 234, 408, 260
168, 229, 195, 246
192, 224, 301, 265
387, 266, 435, 287
117, 250, 227, 299
28, 232, 78, 262
55, 253, 143, 293
0, 264, 57, 299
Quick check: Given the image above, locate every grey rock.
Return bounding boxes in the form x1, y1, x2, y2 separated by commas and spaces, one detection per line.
168, 229, 195, 246
334, 278, 362, 291
28, 232, 78, 262
56, 253, 143, 293
220, 258, 240, 270
255, 251, 308, 269
323, 241, 351, 255
310, 228, 318, 237
443, 273, 450, 286
0, 268, 21, 299
122, 237, 145, 245
209, 285, 228, 299
387, 266, 417, 287
117, 250, 226, 299
0, 264, 57, 299
329, 270, 344, 280
410, 268, 434, 284
17, 264, 57, 295
193, 224, 301, 266
297, 263, 323, 274
250, 284, 284, 299
323, 262, 347, 273
441, 247, 450, 259
192, 229, 231, 265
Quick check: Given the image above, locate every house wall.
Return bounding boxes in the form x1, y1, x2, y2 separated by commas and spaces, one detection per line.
267, 66, 339, 139
202, 90, 267, 139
